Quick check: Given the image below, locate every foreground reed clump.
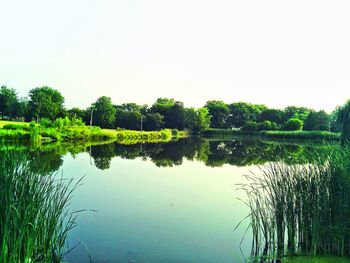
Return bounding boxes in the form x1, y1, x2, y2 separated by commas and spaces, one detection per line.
238, 146, 350, 262
0, 151, 79, 262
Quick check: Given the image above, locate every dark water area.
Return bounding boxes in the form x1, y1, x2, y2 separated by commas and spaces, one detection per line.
1, 137, 350, 262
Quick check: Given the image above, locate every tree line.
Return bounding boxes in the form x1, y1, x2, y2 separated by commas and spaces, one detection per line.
0, 85, 345, 133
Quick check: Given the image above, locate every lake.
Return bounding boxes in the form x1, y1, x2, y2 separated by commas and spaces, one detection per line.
2, 137, 350, 262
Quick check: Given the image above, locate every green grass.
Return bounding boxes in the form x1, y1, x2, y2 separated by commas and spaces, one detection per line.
0, 120, 30, 128
0, 151, 79, 262
260, 130, 340, 140
204, 128, 340, 141
0, 120, 188, 145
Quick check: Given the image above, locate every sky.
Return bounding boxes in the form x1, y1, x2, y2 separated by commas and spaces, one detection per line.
1, 0, 350, 112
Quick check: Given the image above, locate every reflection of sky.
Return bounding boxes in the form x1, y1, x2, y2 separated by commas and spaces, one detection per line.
1, 1, 350, 112
63, 153, 257, 263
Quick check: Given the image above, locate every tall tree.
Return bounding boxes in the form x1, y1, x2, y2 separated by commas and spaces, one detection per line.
283, 106, 311, 122
0, 85, 18, 119
259, 109, 284, 124
28, 86, 65, 121
143, 113, 164, 131
205, 100, 230, 128
151, 98, 185, 129
337, 100, 350, 143
228, 102, 266, 128
184, 107, 211, 133
92, 96, 116, 128
303, 110, 330, 131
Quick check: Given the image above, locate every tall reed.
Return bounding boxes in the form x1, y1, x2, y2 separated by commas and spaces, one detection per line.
0, 151, 79, 262
239, 146, 350, 262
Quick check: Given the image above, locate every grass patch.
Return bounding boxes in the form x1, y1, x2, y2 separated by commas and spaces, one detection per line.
261, 130, 340, 140
0, 120, 30, 128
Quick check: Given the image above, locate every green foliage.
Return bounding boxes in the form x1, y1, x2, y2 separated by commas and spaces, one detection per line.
257, 120, 278, 131
228, 102, 267, 128
241, 121, 259, 131
143, 112, 164, 131
283, 106, 311, 122
151, 98, 186, 129
205, 100, 230, 128
337, 100, 350, 143
28, 86, 65, 121
115, 129, 173, 144
304, 110, 330, 131
115, 107, 142, 130
184, 107, 211, 133
283, 118, 303, 131
0, 85, 18, 119
39, 118, 54, 128
259, 108, 285, 124
67, 107, 87, 121
92, 96, 116, 128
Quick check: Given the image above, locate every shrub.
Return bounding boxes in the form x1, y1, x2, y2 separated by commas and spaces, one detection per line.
257, 121, 279, 131
39, 118, 54, 128
241, 121, 258, 131
283, 118, 303, 131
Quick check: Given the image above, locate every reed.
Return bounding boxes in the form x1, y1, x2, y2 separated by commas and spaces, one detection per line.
238, 146, 350, 261
0, 151, 79, 262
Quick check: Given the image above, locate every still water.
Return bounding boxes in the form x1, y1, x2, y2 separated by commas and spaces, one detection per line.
5, 137, 350, 262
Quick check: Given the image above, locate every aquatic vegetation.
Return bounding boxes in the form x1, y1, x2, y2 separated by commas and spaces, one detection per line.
0, 151, 79, 262
238, 146, 350, 262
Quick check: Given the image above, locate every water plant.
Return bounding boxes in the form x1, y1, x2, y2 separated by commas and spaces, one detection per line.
0, 151, 79, 262
238, 146, 350, 262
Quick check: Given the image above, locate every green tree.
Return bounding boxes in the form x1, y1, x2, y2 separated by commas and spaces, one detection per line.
28, 86, 65, 121
283, 118, 303, 131
184, 107, 211, 133
91, 96, 116, 128
303, 110, 330, 131
228, 102, 266, 128
115, 108, 142, 130
151, 98, 185, 129
337, 100, 350, 143
67, 107, 86, 121
205, 100, 230, 128
241, 121, 258, 131
0, 85, 18, 119
257, 120, 278, 131
259, 109, 284, 124
143, 113, 164, 131
283, 106, 310, 122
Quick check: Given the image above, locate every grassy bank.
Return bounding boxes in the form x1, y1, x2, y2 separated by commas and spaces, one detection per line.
0, 120, 188, 145
260, 130, 340, 140
204, 128, 340, 141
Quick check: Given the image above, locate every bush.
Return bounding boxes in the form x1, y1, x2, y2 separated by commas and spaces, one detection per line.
283, 118, 303, 131
39, 118, 54, 128
172, 129, 179, 137
241, 121, 258, 131
257, 121, 279, 131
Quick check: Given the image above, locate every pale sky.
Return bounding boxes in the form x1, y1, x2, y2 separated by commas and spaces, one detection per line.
1, 0, 349, 112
